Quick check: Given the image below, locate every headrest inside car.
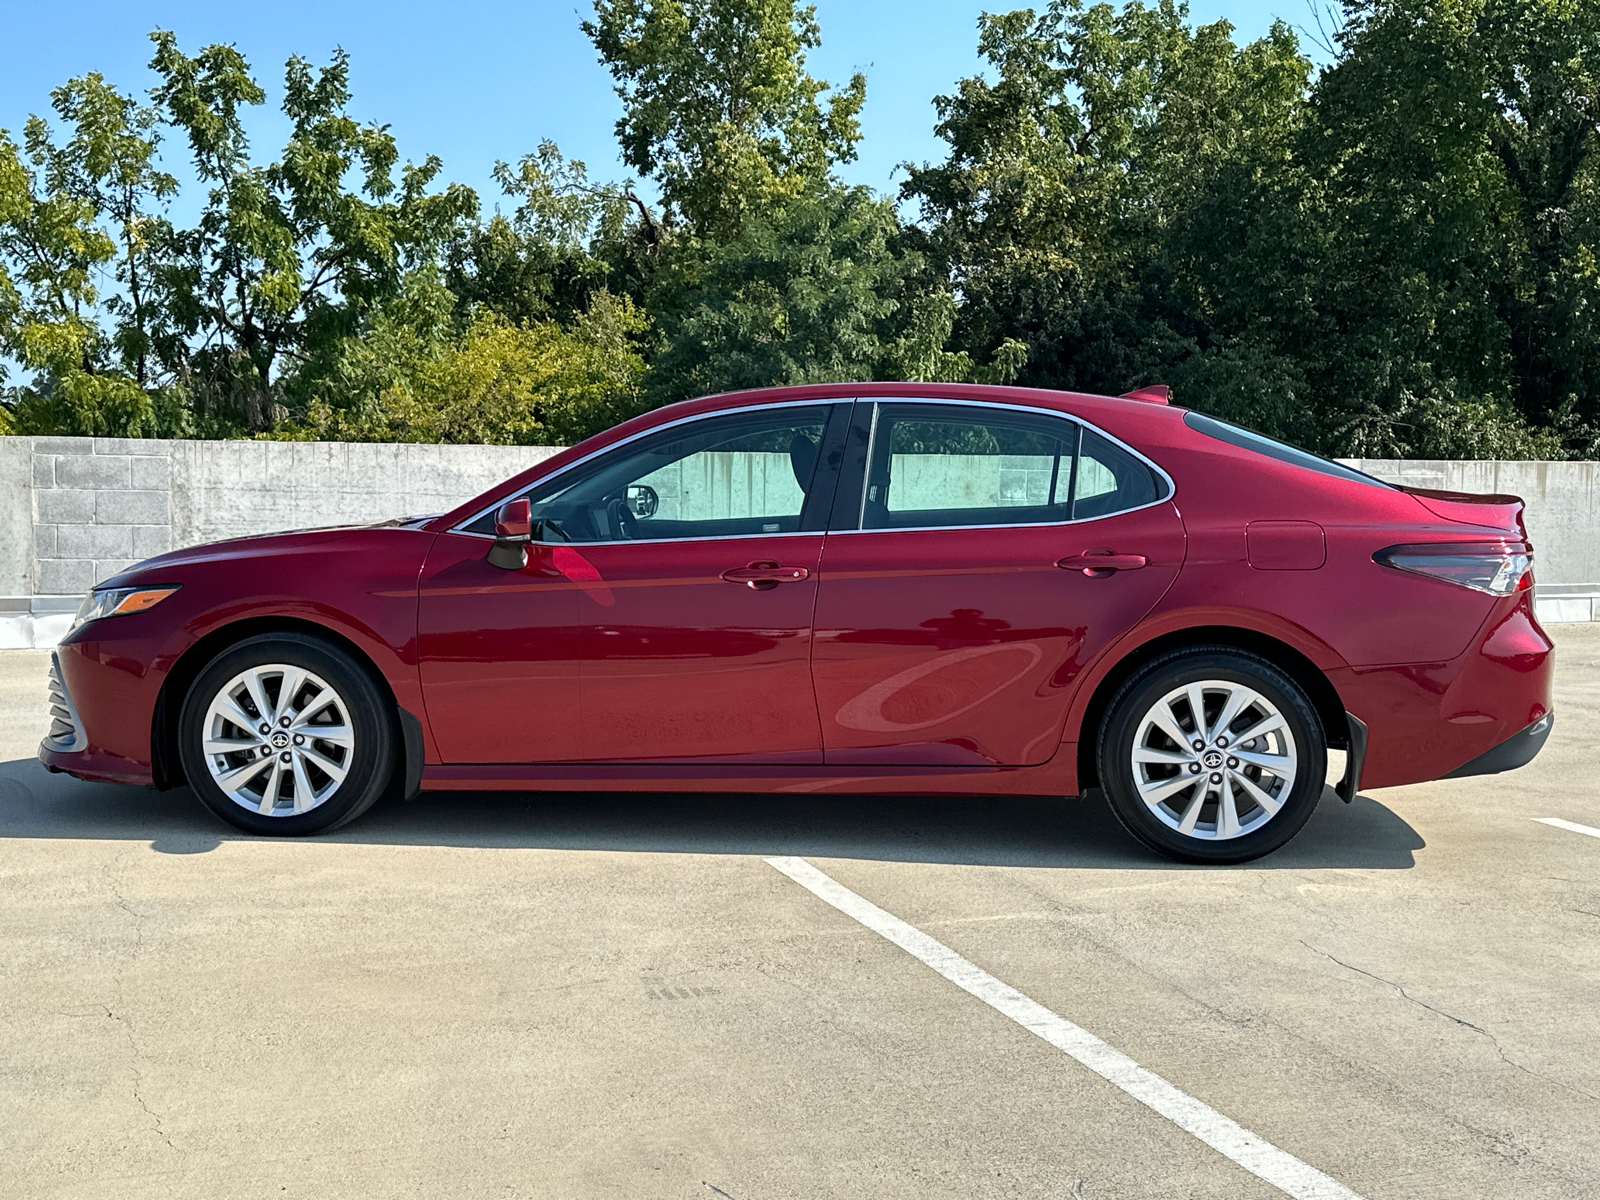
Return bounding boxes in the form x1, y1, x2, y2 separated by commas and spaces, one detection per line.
789, 432, 818, 490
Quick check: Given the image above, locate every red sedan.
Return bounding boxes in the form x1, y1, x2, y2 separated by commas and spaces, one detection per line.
40, 383, 1554, 863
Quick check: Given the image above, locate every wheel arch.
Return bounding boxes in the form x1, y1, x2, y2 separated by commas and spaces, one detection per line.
1072, 624, 1349, 792
151, 616, 413, 792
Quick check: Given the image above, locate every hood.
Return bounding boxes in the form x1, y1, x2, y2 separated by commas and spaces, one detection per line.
109, 525, 368, 582
1398, 486, 1528, 539
105, 514, 443, 584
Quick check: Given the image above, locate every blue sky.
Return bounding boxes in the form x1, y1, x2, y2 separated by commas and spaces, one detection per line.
0, 0, 1329, 217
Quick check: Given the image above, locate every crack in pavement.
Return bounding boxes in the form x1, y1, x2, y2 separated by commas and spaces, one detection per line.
99, 849, 181, 1155
102, 1000, 179, 1154
1302, 941, 1600, 1105
1301, 941, 1488, 1032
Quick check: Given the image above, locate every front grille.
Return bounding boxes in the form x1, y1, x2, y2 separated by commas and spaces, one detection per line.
43, 653, 86, 754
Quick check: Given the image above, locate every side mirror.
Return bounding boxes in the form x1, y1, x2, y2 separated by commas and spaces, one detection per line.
625, 483, 659, 519
494, 498, 532, 539
487, 498, 533, 570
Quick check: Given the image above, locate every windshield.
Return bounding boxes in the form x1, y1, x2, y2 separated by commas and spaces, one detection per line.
1182, 412, 1392, 489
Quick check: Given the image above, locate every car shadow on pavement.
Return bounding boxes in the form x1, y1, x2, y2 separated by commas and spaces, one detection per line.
0, 757, 1424, 869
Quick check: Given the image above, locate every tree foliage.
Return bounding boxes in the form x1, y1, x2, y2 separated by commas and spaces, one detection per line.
145, 32, 479, 432
296, 272, 648, 444
584, 0, 866, 236
905, 0, 1593, 457
0, 1, 1595, 457
647, 183, 1024, 400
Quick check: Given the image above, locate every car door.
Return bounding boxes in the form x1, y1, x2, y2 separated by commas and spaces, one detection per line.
419, 402, 849, 764
418, 530, 585, 762
810, 399, 1185, 766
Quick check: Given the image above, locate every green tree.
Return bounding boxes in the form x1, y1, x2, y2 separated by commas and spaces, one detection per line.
1305, 0, 1596, 455
295, 272, 650, 445
0, 113, 164, 437
29, 72, 177, 389
145, 31, 477, 432
584, 0, 866, 235
444, 141, 652, 328
646, 182, 1024, 402
904, 1, 1317, 436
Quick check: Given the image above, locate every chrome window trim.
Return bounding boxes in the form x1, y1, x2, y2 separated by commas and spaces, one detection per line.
449, 399, 839, 539
858, 401, 881, 530
837, 397, 1176, 534
448, 394, 1177, 543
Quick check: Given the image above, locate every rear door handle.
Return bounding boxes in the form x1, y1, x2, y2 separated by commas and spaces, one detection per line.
1057, 550, 1148, 576
721, 561, 811, 590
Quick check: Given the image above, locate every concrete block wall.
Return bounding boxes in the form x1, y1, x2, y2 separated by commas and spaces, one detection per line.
0, 437, 1595, 647
3, 436, 557, 647
1345, 459, 1600, 621
31, 437, 172, 596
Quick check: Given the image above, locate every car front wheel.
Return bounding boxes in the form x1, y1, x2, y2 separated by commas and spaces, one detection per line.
178, 632, 396, 836
1097, 647, 1327, 864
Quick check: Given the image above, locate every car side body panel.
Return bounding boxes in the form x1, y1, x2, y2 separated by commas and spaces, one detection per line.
38, 381, 1555, 811
811, 503, 1185, 767
45, 528, 439, 786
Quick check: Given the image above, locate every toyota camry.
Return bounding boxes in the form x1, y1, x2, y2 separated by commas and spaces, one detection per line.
40, 382, 1555, 863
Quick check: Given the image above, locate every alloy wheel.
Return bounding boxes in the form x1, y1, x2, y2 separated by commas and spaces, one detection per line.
1130, 679, 1299, 841
200, 663, 355, 816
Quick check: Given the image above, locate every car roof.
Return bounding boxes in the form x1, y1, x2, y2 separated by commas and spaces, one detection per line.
431, 381, 1185, 532
649, 380, 1180, 425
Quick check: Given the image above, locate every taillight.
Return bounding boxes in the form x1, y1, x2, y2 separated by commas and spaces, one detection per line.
1374, 543, 1533, 596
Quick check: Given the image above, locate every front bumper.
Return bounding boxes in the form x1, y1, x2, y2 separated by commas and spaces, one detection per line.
40, 652, 87, 756
37, 634, 173, 787
1444, 714, 1553, 779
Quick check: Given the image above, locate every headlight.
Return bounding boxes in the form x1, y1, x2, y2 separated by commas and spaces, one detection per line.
71, 585, 182, 632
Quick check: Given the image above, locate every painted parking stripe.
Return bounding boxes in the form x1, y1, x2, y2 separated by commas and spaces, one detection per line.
1534, 817, 1600, 840
766, 856, 1365, 1200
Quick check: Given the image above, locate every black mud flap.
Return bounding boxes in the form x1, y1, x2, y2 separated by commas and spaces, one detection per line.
395, 707, 426, 801
1335, 713, 1368, 803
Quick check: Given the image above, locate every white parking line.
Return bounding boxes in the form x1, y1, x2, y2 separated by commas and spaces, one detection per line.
766, 856, 1366, 1200
1534, 817, 1600, 840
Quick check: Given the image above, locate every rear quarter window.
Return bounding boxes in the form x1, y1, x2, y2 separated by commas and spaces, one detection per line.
1073, 428, 1163, 518
1183, 412, 1391, 488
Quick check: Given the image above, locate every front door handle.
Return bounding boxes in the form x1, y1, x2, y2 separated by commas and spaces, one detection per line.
721, 561, 811, 590
1058, 550, 1148, 576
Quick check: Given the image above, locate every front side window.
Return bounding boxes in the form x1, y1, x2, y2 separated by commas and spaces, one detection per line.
464, 405, 834, 542
853, 403, 1167, 530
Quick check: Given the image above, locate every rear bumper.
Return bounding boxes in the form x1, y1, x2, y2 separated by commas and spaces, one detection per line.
1332, 590, 1555, 789
1444, 714, 1553, 779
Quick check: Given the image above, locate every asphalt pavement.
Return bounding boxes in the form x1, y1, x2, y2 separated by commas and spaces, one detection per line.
1, 625, 1596, 1199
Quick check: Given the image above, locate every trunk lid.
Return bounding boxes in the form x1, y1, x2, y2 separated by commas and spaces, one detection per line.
1398, 486, 1528, 539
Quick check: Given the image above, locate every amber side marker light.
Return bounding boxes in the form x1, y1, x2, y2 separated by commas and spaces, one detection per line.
70, 585, 182, 632
1373, 543, 1533, 596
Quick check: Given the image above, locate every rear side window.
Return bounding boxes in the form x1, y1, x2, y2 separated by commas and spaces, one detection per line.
1183, 412, 1391, 488
1074, 428, 1162, 519
853, 402, 1168, 530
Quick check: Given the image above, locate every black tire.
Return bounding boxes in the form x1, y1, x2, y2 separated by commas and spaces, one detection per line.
178, 632, 397, 836
1097, 647, 1326, 865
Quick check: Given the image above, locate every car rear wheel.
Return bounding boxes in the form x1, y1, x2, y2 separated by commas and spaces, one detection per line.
178, 633, 396, 836
1097, 648, 1326, 864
